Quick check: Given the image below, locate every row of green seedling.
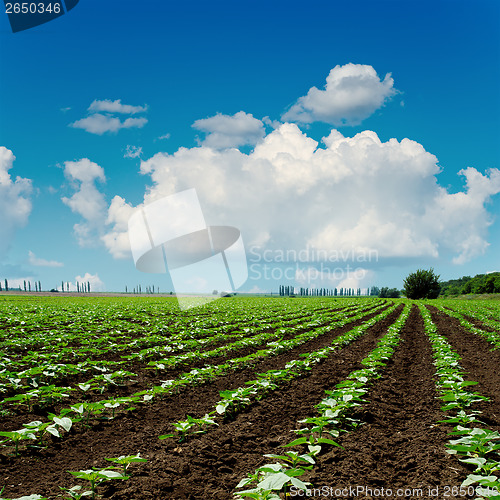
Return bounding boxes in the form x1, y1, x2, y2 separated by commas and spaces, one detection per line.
0, 302, 390, 456
1, 300, 357, 391
137, 300, 393, 402
138, 299, 376, 366
0, 453, 147, 500
2, 309, 329, 399
156, 303, 400, 442
0, 393, 143, 456
1, 370, 137, 415
438, 300, 500, 330
232, 302, 412, 499
144, 301, 383, 371
432, 304, 500, 349
419, 304, 500, 500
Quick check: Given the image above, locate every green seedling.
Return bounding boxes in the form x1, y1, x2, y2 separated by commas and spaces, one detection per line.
438, 410, 484, 426
235, 463, 310, 499
234, 489, 280, 500
0, 495, 48, 500
68, 402, 105, 426
459, 456, 500, 474
216, 388, 254, 420
36, 385, 72, 407
293, 416, 341, 442
0, 486, 47, 500
20, 416, 71, 447
263, 450, 315, 469
159, 420, 193, 442
67, 469, 128, 500
447, 428, 500, 457
3, 390, 40, 412
104, 453, 148, 476
58, 485, 92, 499
439, 389, 488, 411
101, 397, 138, 419
77, 383, 96, 395
159, 414, 217, 442
462, 473, 500, 492
0, 429, 36, 456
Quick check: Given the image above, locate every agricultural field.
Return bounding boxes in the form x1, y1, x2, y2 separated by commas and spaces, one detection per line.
0, 295, 499, 500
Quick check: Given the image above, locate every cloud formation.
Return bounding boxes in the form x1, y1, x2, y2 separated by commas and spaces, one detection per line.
70, 99, 148, 135
282, 64, 397, 125
70, 114, 147, 135
192, 111, 265, 148
0, 147, 32, 258
88, 99, 147, 114
60, 272, 105, 292
101, 124, 500, 279
28, 251, 64, 267
124, 145, 143, 159
75, 272, 105, 292
61, 158, 107, 246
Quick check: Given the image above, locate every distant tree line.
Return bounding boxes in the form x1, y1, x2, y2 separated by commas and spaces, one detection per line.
0, 279, 42, 292
279, 285, 366, 297
60, 281, 91, 293
440, 272, 500, 296
378, 287, 401, 298
125, 285, 160, 294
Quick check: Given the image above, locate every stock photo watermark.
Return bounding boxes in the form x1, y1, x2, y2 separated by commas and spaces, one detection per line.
127, 189, 380, 307
248, 244, 379, 285
128, 188, 248, 310
287, 484, 499, 498
3, 0, 80, 33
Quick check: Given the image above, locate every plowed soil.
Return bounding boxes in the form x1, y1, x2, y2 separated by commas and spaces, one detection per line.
427, 306, 500, 428
2, 303, 500, 500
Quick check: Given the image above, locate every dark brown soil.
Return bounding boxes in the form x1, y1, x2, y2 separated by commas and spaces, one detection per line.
307, 304, 479, 500
427, 306, 500, 427
1, 305, 400, 499
2, 304, 500, 500
0, 304, 391, 433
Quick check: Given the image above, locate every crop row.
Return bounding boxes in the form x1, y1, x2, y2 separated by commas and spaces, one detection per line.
0, 302, 396, 457
438, 300, 500, 333
0, 299, 345, 363
419, 305, 500, 500
0, 299, 377, 393
0, 300, 381, 401
0, 297, 357, 345
0, 301, 385, 417
231, 302, 412, 498
159, 302, 402, 442
431, 304, 500, 349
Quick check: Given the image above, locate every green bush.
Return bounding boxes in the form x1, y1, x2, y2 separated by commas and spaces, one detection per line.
379, 287, 400, 298
403, 268, 440, 299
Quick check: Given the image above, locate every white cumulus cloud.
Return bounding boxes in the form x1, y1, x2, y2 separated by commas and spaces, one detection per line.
28, 251, 63, 268
88, 99, 147, 114
70, 99, 148, 135
70, 114, 147, 135
102, 195, 137, 259
124, 145, 143, 159
75, 272, 105, 292
0, 147, 33, 258
101, 124, 500, 277
61, 159, 107, 246
192, 111, 266, 149
282, 63, 397, 125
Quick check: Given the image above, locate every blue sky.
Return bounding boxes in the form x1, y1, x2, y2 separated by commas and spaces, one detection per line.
0, 0, 499, 294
